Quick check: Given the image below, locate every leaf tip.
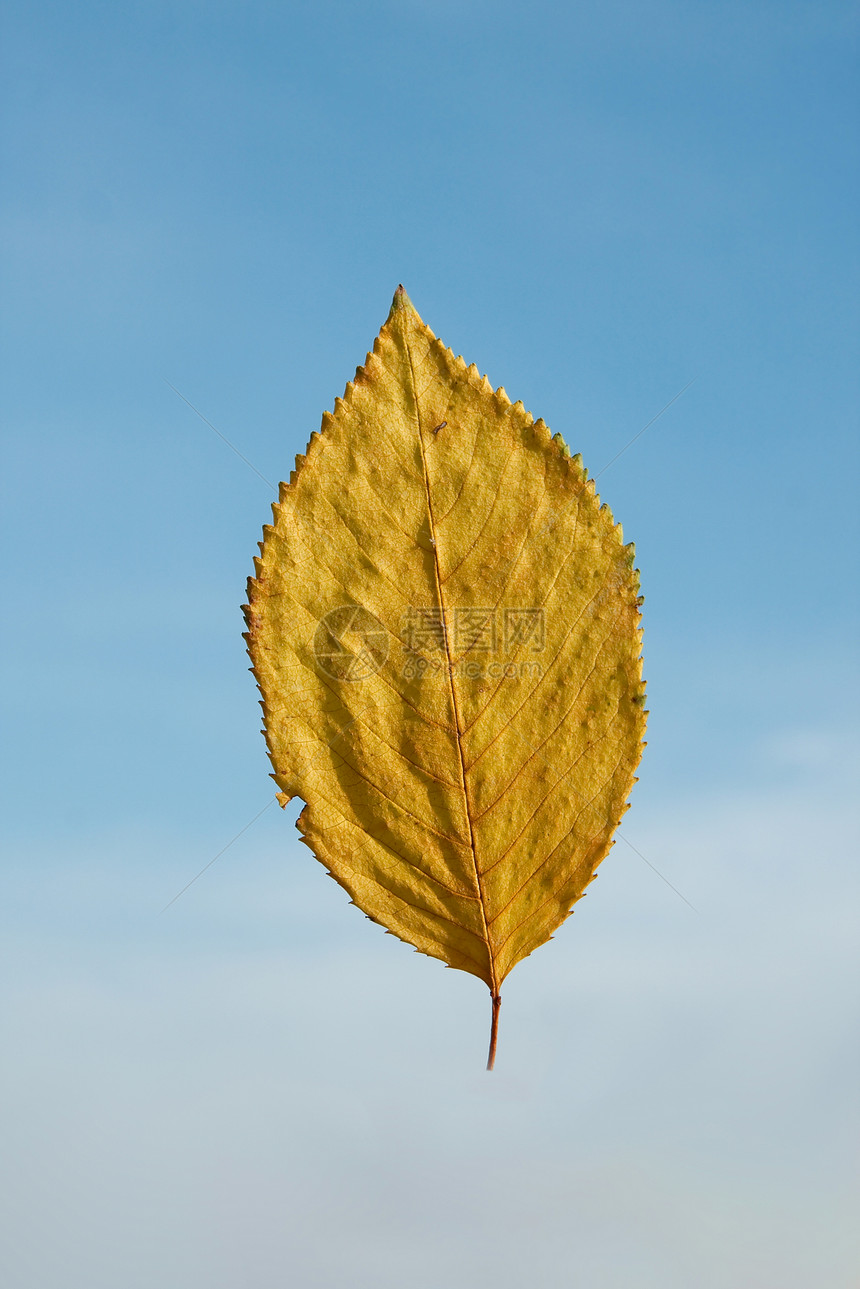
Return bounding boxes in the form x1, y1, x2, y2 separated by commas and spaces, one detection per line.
389, 284, 416, 316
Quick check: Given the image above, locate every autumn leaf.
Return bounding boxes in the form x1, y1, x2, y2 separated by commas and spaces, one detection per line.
244, 287, 646, 1067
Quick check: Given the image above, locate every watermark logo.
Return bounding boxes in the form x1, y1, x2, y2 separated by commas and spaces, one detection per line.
313, 606, 389, 681
313, 605, 546, 682
402, 607, 544, 656
401, 654, 544, 680
401, 606, 545, 680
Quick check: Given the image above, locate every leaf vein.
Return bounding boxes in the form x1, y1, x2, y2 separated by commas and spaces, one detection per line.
481, 704, 621, 878
492, 752, 628, 951
439, 445, 521, 587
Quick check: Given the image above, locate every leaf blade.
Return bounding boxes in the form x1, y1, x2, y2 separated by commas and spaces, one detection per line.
245, 288, 646, 997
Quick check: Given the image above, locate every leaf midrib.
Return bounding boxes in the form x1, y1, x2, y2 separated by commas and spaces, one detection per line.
403, 319, 500, 997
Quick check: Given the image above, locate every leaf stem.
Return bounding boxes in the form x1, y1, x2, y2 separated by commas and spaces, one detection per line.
486, 993, 502, 1071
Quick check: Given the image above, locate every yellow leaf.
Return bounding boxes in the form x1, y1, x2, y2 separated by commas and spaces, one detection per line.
244, 287, 646, 1066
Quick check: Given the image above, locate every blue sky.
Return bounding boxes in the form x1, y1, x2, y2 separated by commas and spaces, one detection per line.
1, 2, 858, 1286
